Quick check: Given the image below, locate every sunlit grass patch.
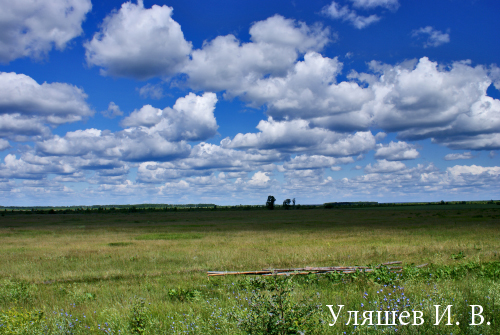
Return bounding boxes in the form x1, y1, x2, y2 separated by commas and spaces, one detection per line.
134, 233, 203, 240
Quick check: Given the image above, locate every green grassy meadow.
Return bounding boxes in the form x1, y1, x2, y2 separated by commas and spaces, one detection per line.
1, 205, 500, 334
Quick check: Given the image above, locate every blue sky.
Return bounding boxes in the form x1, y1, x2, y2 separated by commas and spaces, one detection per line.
1, 0, 500, 206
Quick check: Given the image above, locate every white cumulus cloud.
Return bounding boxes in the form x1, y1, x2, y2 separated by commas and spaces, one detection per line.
336, 163, 500, 199
35, 128, 191, 163
138, 83, 164, 99
0, 72, 93, 124
322, 1, 381, 29
444, 152, 475, 161
349, 0, 399, 10
0, 139, 11, 151
365, 159, 406, 173
354, 57, 500, 150
102, 102, 123, 119
283, 155, 354, 170
489, 65, 500, 91
222, 117, 376, 157
445, 165, 500, 185
412, 26, 450, 48
85, 0, 192, 80
0, 114, 51, 141
374, 141, 419, 160
121, 92, 218, 142
241, 52, 373, 131
248, 15, 330, 53
136, 142, 286, 183
183, 15, 330, 93
248, 171, 272, 188
0, 154, 75, 179
0, 72, 92, 141
34, 93, 219, 164
0, 0, 91, 62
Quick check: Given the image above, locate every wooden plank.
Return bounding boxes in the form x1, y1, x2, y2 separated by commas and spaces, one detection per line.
207, 270, 272, 277
207, 261, 404, 277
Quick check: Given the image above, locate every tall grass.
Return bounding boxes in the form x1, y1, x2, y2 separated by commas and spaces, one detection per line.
0, 206, 499, 333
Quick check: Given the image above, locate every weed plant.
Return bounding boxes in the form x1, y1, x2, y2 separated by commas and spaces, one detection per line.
231, 276, 323, 334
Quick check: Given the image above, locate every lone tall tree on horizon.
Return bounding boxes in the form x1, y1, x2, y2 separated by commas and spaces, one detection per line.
266, 195, 276, 210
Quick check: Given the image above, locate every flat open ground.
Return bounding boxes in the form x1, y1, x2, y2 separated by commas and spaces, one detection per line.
1, 205, 499, 334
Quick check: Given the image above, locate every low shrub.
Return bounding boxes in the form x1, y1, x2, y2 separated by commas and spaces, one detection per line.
232, 276, 323, 335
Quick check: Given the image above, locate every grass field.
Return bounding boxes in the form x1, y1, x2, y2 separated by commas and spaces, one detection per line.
1, 205, 500, 334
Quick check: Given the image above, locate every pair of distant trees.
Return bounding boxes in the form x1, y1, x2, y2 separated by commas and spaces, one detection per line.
266, 196, 295, 210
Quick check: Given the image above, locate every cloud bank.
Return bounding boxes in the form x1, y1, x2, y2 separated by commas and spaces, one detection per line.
1, 4, 499, 206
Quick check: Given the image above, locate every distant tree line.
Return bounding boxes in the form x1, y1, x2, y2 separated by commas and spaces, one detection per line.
1, 199, 499, 216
